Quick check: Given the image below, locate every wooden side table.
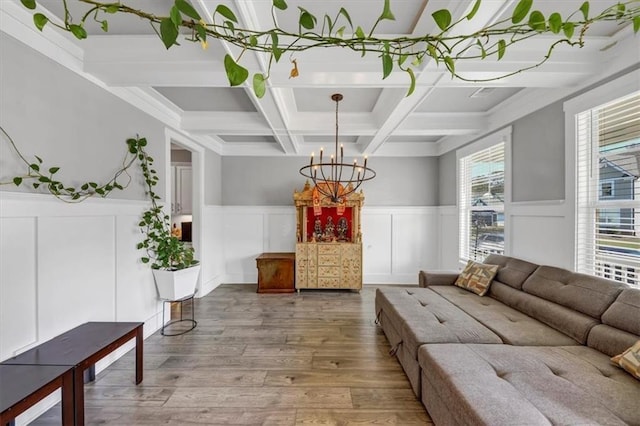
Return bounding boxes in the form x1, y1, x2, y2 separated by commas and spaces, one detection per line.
256, 252, 295, 293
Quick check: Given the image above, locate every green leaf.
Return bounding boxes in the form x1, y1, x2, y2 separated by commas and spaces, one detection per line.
298, 8, 317, 30
380, 0, 395, 21
196, 24, 206, 41
580, 1, 589, 20
616, 3, 626, 18
89, 182, 98, 188
406, 68, 416, 97
13, 177, 23, 186
81, 183, 89, 190
432, 9, 452, 31
170, 5, 181, 27
253, 73, 266, 98
48, 167, 59, 174
467, 0, 481, 20
338, 7, 353, 29
336, 26, 345, 38
215, 4, 237, 23
355, 26, 365, 39
634, 16, 640, 34
38, 176, 50, 183
105, 5, 119, 13
548, 12, 561, 34
224, 21, 235, 33
512, 0, 532, 24
175, 0, 200, 20
528, 10, 545, 31
20, 0, 36, 10
160, 18, 179, 49
35, 155, 43, 163
30, 163, 40, 172
249, 35, 258, 46
33, 183, 40, 189
477, 39, 487, 59
101, 20, 108, 32
398, 54, 408, 67
224, 54, 249, 86
141, 257, 150, 264
270, 32, 282, 61
444, 56, 455, 75
324, 15, 333, 33
273, 0, 287, 11
33, 13, 48, 31
497, 39, 506, 60
427, 44, 438, 62
69, 24, 87, 40
563, 22, 575, 38
382, 53, 393, 79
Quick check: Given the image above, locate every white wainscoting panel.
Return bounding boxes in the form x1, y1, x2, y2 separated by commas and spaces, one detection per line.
509, 201, 572, 269
438, 206, 459, 270
0, 217, 37, 360
37, 216, 117, 341
115, 214, 158, 324
264, 211, 296, 252
222, 208, 265, 282
390, 208, 439, 283
201, 205, 225, 295
361, 213, 392, 276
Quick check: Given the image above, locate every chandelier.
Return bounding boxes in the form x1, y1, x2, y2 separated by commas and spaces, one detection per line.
299, 93, 376, 203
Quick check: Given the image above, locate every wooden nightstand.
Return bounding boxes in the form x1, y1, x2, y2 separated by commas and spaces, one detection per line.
256, 252, 295, 293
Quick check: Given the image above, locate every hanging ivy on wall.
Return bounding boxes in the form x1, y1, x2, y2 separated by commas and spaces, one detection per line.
17, 0, 640, 97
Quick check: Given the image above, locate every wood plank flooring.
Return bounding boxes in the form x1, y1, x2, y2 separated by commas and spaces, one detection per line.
32, 284, 432, 425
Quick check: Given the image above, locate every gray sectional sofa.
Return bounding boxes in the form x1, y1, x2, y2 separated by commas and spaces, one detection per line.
375, 254, 640, 425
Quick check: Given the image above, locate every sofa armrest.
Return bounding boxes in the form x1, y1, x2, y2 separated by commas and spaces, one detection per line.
418, 270, 460, 287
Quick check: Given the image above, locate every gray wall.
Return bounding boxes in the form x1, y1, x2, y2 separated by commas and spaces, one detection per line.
222, 156, 439, 206
438, 150, 457, 206
0, 33, 166, 201
205, 149, 222, 205
511, 101, 565, 202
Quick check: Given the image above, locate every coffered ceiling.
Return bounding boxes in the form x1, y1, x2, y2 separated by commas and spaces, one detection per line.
2, 0, 638, 157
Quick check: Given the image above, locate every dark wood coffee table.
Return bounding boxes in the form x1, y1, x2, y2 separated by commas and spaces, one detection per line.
2, 322, 143, 425
0, 364, 74, 425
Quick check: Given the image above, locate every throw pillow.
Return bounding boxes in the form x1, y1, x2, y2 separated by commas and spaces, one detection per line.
611, 340, 640, 380
455, 260, 499, 296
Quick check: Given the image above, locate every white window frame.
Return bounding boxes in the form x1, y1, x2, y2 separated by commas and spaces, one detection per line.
599, 180, 615, 199
457, 126, 512, 265
564, 70, 640, 278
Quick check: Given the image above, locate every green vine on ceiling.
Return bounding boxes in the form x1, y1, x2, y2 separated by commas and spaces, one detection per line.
18, 0, 640, 97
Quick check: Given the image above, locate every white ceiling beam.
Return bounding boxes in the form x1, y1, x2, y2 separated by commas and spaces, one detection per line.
181, 112, 273, 134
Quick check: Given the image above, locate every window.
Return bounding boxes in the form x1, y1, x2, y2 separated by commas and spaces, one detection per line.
576, 92, 640, 286
458, 130, 509, 263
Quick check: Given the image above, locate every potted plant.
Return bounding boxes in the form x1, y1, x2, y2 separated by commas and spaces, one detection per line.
133, 137, 200, 300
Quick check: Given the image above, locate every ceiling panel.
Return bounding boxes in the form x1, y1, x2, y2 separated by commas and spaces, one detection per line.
304, 135, 359, 144
39, 0, 181, 35
274, 0, 428, 35
416, 87, 523, 113
218, 135, 277, 143
154, 87, 257, 112
386, 135, 442, 143
294, 88, 382, 112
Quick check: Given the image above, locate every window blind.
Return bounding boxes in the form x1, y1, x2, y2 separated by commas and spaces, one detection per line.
459, 142, 505, 262
576, 92, 640, 287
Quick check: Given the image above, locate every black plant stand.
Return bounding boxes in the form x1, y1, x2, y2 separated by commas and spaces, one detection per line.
161, 292, 197, 336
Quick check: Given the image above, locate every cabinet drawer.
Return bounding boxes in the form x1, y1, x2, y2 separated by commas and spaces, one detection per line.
318, 254, 339, 266
318, 244, 341, 255
318, 266, 339, 277
318, 277, 340, 288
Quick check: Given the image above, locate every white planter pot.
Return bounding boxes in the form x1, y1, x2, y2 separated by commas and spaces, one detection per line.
152, 265, 201, 300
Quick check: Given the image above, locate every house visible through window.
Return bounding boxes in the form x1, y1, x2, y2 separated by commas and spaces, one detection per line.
459, 140, 506, 262
576, 92, 640, 286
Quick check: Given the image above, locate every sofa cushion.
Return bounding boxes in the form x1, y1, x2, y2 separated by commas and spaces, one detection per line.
375, 287, 503, 362
484, 254, 539, 290
430, 285, 580, 346
454, 260, 498, 296
522, 265, 625, 319
612, 340, 640, 380
489, 281, 599, 344
419, 344, 640, 426
602, 288, 640, 336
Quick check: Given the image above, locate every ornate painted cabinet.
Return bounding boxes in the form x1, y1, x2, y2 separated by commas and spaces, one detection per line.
293, 181, 364, 291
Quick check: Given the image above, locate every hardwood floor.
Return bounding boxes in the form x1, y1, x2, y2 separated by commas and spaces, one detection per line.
32, 284, 432, 425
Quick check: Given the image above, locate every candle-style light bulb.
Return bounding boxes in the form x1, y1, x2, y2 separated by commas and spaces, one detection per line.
364, 156, 368, 168
310, 152, 314, 166
340, 144, 344, 159
320, 148, 324, 162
